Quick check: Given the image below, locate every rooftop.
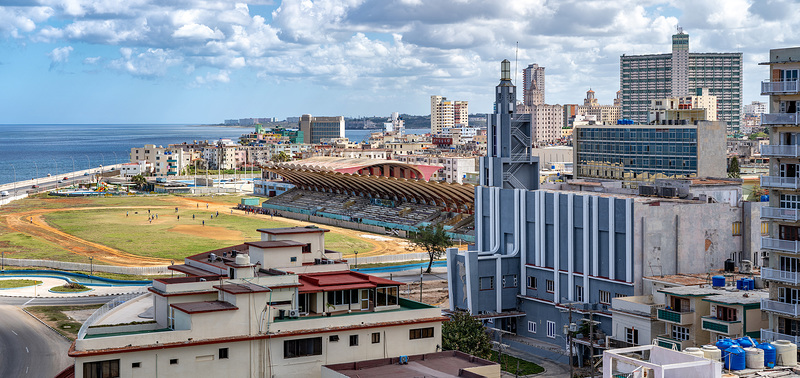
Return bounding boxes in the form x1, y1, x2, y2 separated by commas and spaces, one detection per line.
322, 350, 499, 378
657, 285, 721, 297
299, 271, 403, 293
170, 300, 238, 314
244, 240, 308, 248
701, 290, 768, 305
256, 226, 330, 235
644, 271, 760, 287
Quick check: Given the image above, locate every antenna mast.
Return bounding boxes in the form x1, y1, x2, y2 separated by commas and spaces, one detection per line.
514, 41, 519, 87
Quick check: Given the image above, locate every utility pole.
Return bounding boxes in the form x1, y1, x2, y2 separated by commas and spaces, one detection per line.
589, 311, 595, 378
419, 267, 423, 302
568, 306, 574, 378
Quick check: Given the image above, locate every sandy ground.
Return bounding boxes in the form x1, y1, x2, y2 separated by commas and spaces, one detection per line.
399, 279, 449, 307
1, 195, 421, 267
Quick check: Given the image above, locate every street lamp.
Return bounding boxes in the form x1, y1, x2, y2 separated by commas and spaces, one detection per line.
354, 251, 358, 270
52, 159, 58, 189
10, 164, 16, 197
33, 162, 38, 186
89, 256, 94, 276
84, 154, 91, 172
70, 156, 75, 182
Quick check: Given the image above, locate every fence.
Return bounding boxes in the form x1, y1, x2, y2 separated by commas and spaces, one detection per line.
0, 193, 28, 207
1, 258, 170, 275
353, 252, 440, 265
77, 292, 146, 339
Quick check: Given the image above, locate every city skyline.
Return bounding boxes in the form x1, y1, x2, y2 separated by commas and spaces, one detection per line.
0, 0, 791, 124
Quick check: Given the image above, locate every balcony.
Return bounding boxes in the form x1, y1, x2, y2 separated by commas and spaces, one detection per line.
762, 80, 800, 95
761, 176, 800, 190
762, 207, 800, 222
657, 308, 693, 325
761, 298, 800, 317
761, 267, 800, 284
762, 237, 800, 253
761, 329, 800, 344
761, 145, 800, 158
701, 316, 743, 336
762, 112, 800, 126
655, 335, 691, 351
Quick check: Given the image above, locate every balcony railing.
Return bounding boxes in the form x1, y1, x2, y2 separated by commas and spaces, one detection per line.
762, 237, 800, 253
761, 176, 800, 190
761, 145, 800, 158
761, 298, 800, 317
761, 267, 800, 284
761, 329, 800, 344
701, 316, 742, 335
762, 207, 800, 222
657, 308, 693, 325
655, 335, 690, 351
762, 112, 800, 126
762, 80, 800, 95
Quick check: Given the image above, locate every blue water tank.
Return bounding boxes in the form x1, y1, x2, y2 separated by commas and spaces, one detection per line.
737, 336, 756, 348
736, 279, 744, 290
761, 194, 769, 202
712, 275, 726, 288
758, 342, 777, 368
716, 338, 738, 351
748, 278, 755, 290
725, 345, 746, 370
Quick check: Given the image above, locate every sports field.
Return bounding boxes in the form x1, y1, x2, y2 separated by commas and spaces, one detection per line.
0, 194, 416, 266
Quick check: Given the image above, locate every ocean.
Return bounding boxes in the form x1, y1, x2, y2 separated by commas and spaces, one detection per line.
0, 124, 430, 185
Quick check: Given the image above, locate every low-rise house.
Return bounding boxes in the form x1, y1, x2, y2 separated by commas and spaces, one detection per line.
68, 226, 446, 377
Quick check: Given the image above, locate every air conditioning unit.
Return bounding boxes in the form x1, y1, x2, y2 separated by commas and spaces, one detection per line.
288, 309, 300, 318
639, 185, 657, 196
660, 187, 678, 198
740, 260, 753, 274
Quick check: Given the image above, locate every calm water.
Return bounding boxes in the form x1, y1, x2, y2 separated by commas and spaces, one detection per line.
0, 125, 432, 185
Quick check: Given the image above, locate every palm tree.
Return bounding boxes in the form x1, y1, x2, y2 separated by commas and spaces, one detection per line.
131, 174, 147, 190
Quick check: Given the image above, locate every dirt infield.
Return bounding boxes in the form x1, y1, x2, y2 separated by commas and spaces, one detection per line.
1, 195, 421, 267
170, 225, 241, 240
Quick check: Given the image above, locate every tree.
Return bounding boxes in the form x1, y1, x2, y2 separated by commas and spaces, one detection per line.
408, 224, 452, 273
749, 132, 768, 140
131, 174, 147, 190
442, 310, 492, 359
747, 184, 767, 202
728, 156, 741, 178
271, 151, 291, 163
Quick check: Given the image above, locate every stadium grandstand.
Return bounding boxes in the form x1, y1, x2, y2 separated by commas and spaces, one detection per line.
275, 156, 443, 181
259, 158, 475, 241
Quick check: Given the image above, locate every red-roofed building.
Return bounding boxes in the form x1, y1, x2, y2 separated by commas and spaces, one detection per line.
69, 227, 446, 378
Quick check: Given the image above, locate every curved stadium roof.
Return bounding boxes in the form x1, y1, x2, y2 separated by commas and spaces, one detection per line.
274, 156, 443, 181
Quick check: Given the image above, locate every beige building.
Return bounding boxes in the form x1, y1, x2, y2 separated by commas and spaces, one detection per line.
69, 227, 445, 378
531, 104, 564, 145
430, 95, 468, 134
648, 88, 718, 124
129, 144, 191, 177
299, 114, 345, 144
576, 89, 622, 125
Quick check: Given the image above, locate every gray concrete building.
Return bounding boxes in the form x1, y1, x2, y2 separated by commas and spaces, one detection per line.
298, 114, 345, 144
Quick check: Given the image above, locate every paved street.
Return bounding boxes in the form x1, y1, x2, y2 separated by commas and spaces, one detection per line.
0, 306, 73, 377
0, 295, 122, 306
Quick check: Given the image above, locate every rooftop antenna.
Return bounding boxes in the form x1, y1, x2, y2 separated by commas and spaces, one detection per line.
677, 25, 683, 34
514, 41, 519, 87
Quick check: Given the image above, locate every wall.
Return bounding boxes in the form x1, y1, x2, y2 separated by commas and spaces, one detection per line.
696, 121, 727, 178
1, 258, 169, 275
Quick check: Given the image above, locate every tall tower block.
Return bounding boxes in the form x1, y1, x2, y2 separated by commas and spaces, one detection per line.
480, 60, 540, 190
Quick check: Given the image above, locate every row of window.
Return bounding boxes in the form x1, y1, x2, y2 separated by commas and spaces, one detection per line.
526, 276, 622, 304
84, 349, 230, 378
286, 327, 434, 359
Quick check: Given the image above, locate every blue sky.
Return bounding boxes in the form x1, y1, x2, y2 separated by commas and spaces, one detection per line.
0, 0, 792, 124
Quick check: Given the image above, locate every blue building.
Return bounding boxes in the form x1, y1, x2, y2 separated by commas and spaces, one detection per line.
447, 61, 756, 364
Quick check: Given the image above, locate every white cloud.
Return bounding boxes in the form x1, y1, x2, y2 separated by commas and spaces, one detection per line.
195, 69, 231, 85
110, 47, 182, 78
172, 23, 224, 40
47, 45, 73, 70
83, 56, 101, 65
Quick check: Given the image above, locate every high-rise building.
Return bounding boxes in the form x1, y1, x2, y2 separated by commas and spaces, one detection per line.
756, 46, 800, 345
523, 63, 545, 107
743, 101, 768, 115
620, 29, 742, 133
298, 114, 345, 144
431, 96, 468, 134
531, 104, 564, 146
576, 89, 621, 125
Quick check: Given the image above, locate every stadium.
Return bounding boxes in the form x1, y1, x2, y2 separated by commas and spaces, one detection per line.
258, 157, 476, 242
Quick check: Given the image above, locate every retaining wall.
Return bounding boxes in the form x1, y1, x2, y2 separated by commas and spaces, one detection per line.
1, 258, 170, 275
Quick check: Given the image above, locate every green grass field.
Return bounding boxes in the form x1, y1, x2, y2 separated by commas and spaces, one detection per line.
0, 279, 42, 288
0, 232, 93, 263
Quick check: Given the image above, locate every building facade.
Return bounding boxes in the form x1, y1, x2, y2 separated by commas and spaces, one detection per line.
648, 88, 717, 124
573, 121, 727, 182
758, 46, 800, 345
523, 63, 545, 107
299, 114, 345, 144
531, 104, 564, 146
576, 89, 622, 125
129, 145, 191, 177
431, 96, 468, 134
620, 30, 742, 133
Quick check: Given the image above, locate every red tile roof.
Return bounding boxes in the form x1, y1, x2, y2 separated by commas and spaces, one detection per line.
299, 271, 403, 293
170, 301, 238, 314
214, 282, 301, 294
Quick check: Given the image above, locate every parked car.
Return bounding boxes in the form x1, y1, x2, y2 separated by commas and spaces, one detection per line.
0, 191, 9, 197
63, 177, 69, 181
31, 184, 39, 188
83, 172, 90, 176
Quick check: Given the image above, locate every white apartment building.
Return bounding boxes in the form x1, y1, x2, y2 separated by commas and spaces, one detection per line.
202, 145, 247, 170
531, 104, 564, 145
119, 161, 151, 177
395, 155, 477, 184
576, 89, 622, 125
648, 88, 718, 124
744, 100, 768, 115
430, 96, 468, 134
68, 226, 445, 378
129, 145, 190, 177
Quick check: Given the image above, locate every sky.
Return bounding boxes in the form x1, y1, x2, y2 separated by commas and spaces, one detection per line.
0, 0, 796, 124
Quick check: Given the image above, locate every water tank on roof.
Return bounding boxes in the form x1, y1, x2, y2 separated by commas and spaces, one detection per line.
712, 275, 726, 288
235, 254, 250, 265
773, 340, 798, 366
702, 345, 721, 361
716, 338, 738, 351
757, 342, 777, 368
736, 336, 756, 348
745, 347, 764, 369
724, 345, 746, 370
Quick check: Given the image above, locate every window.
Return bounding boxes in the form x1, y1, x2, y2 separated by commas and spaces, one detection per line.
83, 359, 120, 378
302, 243, 311, 253
479, 277, 494, 291
546, 280, 555, 293
762, 222, 770, 236
169, 359, 178, 365
717, 306, 737, 322
625, 327, 639, 345
671, 325, 690, 341
290, 256, 297, 262
528, 321, 537, 334
781, 225, 800, 241
131, 362, 141, 368
502, 274, 518, 288
372, 332, 381, 344
350, 335, 359, 346
219, 348, 229, 359
329, 335, 339, 342
527, 276, 537, 289
410, 327, 434, 340
615, 293, 626, 298
599, 290, 611, 305
732, 221, 742, 236
547, 321, 557, 338
284, 337, 323, 358
575, 285, 584, 302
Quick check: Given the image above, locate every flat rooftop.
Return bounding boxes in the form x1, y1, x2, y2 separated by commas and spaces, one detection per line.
170, 300, 238, 314
658, 285, 721, 296
256, 226, 330, 235
702, 290, 768, 305
322, 351, 499, 378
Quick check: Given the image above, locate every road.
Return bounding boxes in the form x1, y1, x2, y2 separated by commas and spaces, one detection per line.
0, 295, 122, 306
0, 306, 73, 377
